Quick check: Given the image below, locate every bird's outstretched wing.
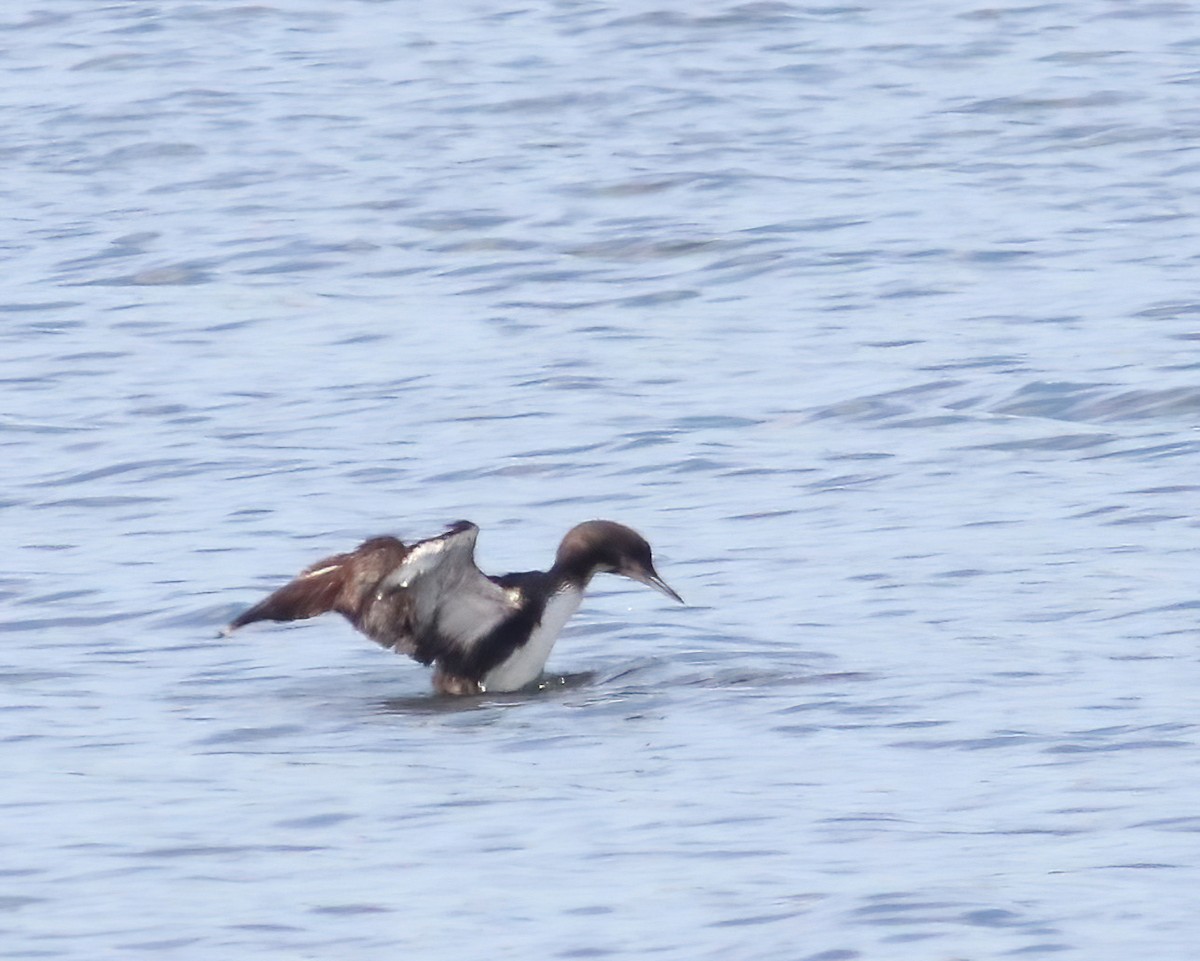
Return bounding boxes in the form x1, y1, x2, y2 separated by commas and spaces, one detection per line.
224, 522, 523, 669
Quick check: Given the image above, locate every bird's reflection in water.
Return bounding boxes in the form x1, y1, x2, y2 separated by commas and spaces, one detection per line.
374, 671, 596, 715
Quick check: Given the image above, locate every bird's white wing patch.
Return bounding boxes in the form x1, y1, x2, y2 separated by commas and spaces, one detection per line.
302, 564, 341, 579
387, 527, 460, 585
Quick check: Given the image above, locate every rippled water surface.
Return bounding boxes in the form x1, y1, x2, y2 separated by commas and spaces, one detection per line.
4, 2, 1200, 958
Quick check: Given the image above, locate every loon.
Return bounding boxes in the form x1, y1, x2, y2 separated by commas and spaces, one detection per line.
224, 519, 683, 695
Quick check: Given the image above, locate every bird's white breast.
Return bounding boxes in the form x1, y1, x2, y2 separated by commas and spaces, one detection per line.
482, 587, 582, 692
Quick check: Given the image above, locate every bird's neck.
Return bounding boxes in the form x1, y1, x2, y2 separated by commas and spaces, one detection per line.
549, 555, 605, 593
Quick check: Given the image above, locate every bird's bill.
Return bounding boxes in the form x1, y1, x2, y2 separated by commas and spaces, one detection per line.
626, 567, 684, 604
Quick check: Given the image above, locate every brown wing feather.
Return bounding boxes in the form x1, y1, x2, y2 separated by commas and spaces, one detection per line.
225, 536, 420, 654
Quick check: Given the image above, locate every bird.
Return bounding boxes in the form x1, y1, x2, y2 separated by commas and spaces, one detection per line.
223, 519, 683, 695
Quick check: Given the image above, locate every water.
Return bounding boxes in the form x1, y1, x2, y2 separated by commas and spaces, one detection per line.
3, 1, 1199, 958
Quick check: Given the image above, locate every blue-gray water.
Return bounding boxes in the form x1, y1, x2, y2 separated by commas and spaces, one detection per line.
3, 2, 1199, 958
